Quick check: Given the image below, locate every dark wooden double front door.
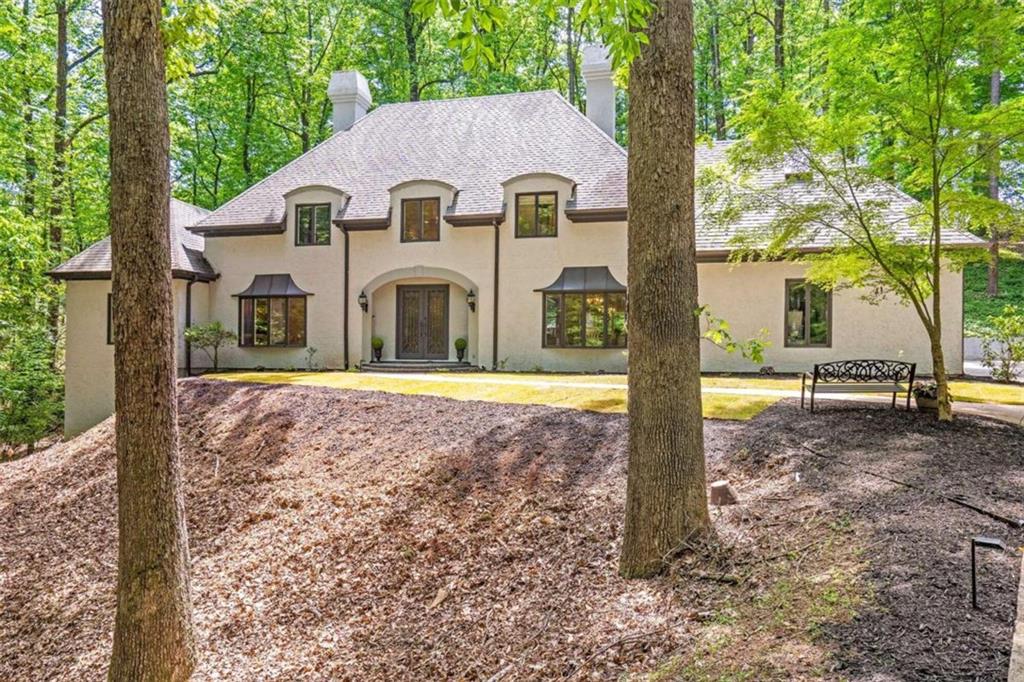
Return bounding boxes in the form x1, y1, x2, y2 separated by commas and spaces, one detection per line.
396, 285, 449, 359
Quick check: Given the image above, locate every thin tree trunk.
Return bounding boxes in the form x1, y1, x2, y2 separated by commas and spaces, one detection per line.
404, 0, 421, 101
987, 69, 1001, 297
930, 164, 952, 421
709, 8, 726, 139
620, 0, 711, 579
102, 0, 196, 676
566, 6, 578, 108
48, 0, 69, 355
242, 75, 257, 185
21, 0, 37, 217
773, 0, 785, 77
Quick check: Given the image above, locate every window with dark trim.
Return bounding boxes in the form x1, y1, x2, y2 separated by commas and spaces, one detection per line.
295, 203, 332, 246
785, 279, 831, 347
239, 296, 307, 347
106, 293, 114, 345
401, 197, 441, 242
516, 192, 557, 238
543, 292, 626, 348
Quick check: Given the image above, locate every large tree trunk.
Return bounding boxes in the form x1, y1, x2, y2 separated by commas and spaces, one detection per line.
620, 0, 711, 579
102, 0, 197, 678
987, 69, 1001, 297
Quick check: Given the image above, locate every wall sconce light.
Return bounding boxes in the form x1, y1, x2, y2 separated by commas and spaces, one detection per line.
358, 291, 368, 313
467, 289, 476, 312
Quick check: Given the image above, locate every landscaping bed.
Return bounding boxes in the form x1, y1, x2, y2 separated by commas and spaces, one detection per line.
0, 379, 1021, 680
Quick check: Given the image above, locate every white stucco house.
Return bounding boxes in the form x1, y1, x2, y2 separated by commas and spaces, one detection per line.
51, 48, 980, 436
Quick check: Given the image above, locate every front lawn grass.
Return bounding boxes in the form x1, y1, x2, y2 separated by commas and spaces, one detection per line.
213, 371, 780, 420
964, 252, 1024, 336
949, 379, 1024, 405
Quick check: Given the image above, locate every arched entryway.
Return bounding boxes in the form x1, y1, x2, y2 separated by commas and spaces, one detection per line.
360, 266, 479, 365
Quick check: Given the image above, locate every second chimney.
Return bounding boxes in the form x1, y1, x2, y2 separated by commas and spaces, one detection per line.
327, 71, 372, 133
581, 44, 615, 139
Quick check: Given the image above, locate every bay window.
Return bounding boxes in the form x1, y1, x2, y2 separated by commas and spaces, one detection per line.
543, 291, 627, 348
239, 296, 307, 347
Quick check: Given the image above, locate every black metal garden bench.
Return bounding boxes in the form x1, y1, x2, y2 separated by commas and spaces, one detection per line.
801, 359, 916, 412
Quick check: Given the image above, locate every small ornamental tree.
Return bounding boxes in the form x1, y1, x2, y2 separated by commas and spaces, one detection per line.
714, 0, 1024, 421
184, 321, 236, 370
981, 306, 1024, 383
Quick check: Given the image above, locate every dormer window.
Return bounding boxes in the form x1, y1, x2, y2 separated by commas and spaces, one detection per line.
401, 197, 441, 242
296, 203, 332, 246
516, 192, 557, 238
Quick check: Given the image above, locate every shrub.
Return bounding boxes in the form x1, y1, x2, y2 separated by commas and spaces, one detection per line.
454, 337, 467, 351
184, 321, 236, 370
980, 305, 1024, 382
0, 333, 62, 453
371, 336, 384, 350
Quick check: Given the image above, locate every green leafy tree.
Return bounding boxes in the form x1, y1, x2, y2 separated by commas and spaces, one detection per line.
0, 334, 63, 456
720, 0, 1024, 421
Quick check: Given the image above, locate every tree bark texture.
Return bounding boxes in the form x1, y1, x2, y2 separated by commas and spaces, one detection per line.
102, 0, 197, 677
620, 0, 711, 579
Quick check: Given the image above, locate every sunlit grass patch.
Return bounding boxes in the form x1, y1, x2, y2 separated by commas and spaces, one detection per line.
949, 380, 1024, 406
211, 371, 780, 420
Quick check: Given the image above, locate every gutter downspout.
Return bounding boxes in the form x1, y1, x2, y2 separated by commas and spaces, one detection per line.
343, 226, 350, 370
185, 277, 195, 376
492, 218, 500, 370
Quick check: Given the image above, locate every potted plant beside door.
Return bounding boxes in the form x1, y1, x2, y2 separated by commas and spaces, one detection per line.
454, 337, 467, 362
371, 336, 384, 362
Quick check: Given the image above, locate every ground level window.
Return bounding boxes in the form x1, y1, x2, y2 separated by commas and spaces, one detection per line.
239, 296, 307, 347
785, 279, 831, 347
543, 292, 626, 348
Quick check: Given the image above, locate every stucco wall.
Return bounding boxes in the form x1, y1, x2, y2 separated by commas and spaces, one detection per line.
349, 181, 492, 367
697, 261, 963, 374
63, 279, 209, 436
64, 281, 114, 436
497, 175, 629, 372
202, 187, 346, 370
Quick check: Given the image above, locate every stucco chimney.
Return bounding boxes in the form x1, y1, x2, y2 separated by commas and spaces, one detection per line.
327, 71, 372, 133
581, 44, 615, 139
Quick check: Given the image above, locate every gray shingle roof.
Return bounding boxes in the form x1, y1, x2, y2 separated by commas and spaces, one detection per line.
50, 198, 217, 280
192, 90, 627, 232
695, 139, 982, 251
190, 92, 979, 252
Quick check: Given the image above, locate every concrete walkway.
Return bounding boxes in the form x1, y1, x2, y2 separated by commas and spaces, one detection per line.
359, 372, 1024, 427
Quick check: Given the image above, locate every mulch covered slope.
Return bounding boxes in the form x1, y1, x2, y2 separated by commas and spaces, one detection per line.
743, 406, 1024, 680
1, 379, 1021, 680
